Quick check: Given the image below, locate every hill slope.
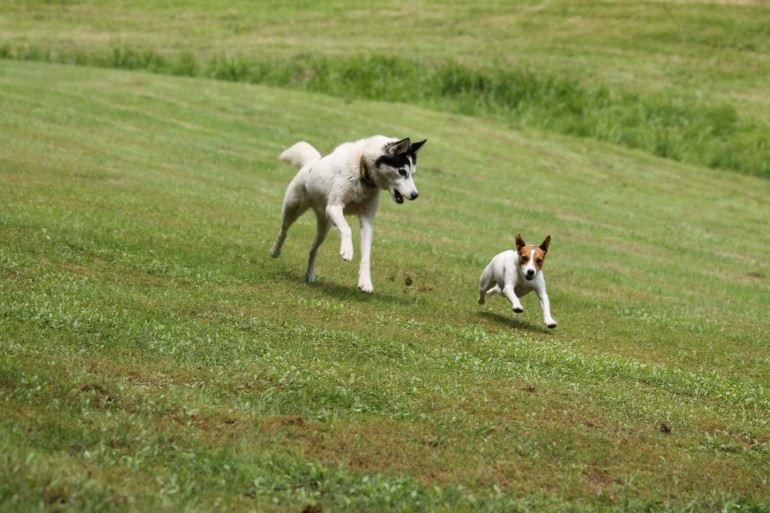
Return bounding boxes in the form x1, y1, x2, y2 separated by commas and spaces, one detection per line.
1, 61, 769, 512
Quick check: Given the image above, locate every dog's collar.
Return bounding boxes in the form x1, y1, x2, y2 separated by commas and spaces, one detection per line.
359, 156, 376, 189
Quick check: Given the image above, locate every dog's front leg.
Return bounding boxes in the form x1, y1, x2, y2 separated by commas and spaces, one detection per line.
326, 204, 354, 261
502, 285, 524, 313
358, 216, 374, 293
535, 288, 558, 329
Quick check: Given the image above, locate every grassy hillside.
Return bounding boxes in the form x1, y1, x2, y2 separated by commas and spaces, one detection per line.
2, 0, 770, 176
3, 1, 768, 100
1, 60, 769, 512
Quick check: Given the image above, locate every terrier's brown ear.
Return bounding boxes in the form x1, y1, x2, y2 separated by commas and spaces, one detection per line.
540, 235, 551, 253
515, 233, 526, 253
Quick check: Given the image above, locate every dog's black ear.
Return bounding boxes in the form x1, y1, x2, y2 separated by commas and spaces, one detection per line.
386, 138, 411, 156
540, 235, 551, 253
410, 139, 427, 154
515, 233, 526, 252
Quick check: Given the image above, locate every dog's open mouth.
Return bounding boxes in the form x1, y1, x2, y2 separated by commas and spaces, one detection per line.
392, 189, 404, 204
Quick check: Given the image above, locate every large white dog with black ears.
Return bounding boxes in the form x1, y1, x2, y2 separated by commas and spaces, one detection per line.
271, 135, 427, 293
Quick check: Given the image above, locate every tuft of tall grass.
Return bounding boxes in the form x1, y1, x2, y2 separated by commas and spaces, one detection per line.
4, 45, 768, 177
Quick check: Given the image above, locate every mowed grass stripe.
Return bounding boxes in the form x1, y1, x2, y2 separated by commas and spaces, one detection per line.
2, 253, 769, 413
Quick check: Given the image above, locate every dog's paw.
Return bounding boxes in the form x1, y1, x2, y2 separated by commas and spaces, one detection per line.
358, 282, 374, 294
513, 306, 524, 314
546, 321, 558, 329
269, 246, 281, 258
340, 243, 354, 262
477, 296, 485, 305
305, 272, 316, 283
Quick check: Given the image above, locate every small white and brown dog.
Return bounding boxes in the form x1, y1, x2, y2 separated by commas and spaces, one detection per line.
477, 233, 557, 328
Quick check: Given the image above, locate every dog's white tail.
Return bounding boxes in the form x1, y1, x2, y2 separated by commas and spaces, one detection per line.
279, 141, 322, 169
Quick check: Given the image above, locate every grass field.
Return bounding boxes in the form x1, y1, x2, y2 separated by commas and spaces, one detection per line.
2, 1, 770, 512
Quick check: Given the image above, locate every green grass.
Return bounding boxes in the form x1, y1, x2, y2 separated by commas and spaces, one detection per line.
1, 60, 769, 512
2, 0, 770, 177
2, 1, 770, 510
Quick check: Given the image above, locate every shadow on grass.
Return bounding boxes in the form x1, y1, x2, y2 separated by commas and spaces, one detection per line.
272, 267, 403, 304
308, 279, 404, 305
477, 310, 553, 334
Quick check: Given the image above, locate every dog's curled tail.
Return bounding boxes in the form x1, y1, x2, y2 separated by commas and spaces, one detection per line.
279, 141, 322, 169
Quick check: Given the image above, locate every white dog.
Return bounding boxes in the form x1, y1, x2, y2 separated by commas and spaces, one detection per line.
478, 233, 557, 328
270, 135, 426, 293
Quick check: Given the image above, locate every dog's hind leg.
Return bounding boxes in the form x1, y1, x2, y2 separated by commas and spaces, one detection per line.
305, 212, 330, 283
358, 215, 374, 293
477, 265, 496, 304
270, 183, 308, 258
481, 285, 503, 303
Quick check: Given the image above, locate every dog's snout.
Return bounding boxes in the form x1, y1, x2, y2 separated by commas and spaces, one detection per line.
526, 269, 535, 277
410, 191, 419, 200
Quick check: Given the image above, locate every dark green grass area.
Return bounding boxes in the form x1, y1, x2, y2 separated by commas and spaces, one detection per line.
4, 46, 769, 178
1, 61, 769, 512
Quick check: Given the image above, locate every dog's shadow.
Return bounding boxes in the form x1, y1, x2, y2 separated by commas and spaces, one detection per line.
272, 267, 553, 330
274, 268, 402, 304
478, 310, 554, 334
309, 279, 403, 304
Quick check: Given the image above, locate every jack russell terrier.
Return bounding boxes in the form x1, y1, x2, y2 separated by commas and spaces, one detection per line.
478, 233, 557, 328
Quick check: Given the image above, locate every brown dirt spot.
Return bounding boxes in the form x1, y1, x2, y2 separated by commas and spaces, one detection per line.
80, 383, 119, 405
259, 415, 314, 434
301, 504, 322, 513
43, 485, 71, 505
583, 465, 616, 495
281, 416, 305, 427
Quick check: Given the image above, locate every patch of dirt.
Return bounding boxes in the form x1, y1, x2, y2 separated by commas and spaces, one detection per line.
79, 383, 120, 406
43, 484, 72, 505
280, 416, 305, 427
583, 465, 617, 495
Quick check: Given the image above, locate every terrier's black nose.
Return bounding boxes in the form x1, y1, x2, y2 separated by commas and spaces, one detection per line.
526, 269, 535, 276
410, 192, 419, 200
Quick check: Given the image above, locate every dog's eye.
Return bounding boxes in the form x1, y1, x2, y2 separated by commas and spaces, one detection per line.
398, 169, 407, 177
521, 256, 528, 262
536, 259, 543, 265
